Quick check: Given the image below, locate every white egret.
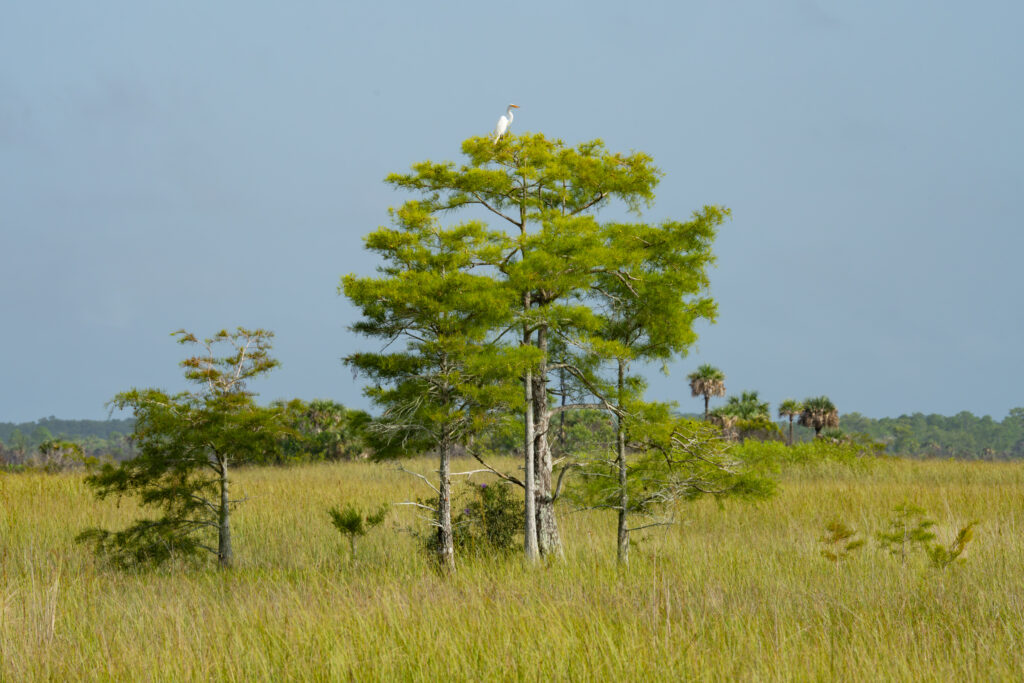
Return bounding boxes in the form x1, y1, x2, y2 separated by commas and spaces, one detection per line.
494, 104, 520, 143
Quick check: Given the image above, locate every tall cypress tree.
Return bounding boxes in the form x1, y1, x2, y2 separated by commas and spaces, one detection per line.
376, 132, 731, 560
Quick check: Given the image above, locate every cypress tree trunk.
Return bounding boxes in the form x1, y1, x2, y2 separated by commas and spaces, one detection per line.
438, 440, 456, 574
616, 361, 629, 566
218, 456, 233, 569
533, 325, 563, 558
522, 300, 539, 563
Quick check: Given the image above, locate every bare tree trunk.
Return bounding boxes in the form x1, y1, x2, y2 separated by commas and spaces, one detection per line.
704, 394, 710, 421
533, 325, 563, 559
616, 361, 629, 566
218, 456, 233, 569
522, 297, 539, 563
437, 441, 456, 574
788, 417, 794, 446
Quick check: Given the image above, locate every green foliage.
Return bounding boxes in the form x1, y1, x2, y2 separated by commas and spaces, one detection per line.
78, 328, 288, 569
734, 438, 883, 471
342, 205, 521, 458
820, 519, 865, 561
570, 417, 773, 514
418, 481, 523, 557
270, 399, 371, 464
452, 481, 523, 555
733, 416, 784, 443
328, 503, 389, 560
76, 522, 205, 569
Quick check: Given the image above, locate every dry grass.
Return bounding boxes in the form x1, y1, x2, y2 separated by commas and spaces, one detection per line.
2, 457, 1023, 681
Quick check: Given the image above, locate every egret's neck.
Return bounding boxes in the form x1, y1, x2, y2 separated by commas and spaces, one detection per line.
506, 107, 515, 122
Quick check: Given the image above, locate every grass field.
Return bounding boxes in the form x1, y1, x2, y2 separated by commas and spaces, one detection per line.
2, 456, 1023, 681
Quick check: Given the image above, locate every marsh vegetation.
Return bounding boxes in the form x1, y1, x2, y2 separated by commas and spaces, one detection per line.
2, 455, 1021, 680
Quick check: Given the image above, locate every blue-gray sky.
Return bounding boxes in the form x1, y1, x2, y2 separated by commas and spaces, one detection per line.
2, 1, 1021, 423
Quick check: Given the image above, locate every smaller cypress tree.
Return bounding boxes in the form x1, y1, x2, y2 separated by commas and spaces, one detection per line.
78, 328, 288, 569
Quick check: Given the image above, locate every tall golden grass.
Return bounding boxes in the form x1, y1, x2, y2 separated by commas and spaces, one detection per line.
2, 456, 1022, 680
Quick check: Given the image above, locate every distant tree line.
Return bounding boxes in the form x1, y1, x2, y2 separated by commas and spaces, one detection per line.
681, 364, 1024, 459
0, 400, 373, 470
0, 418, 136, 466
4, 406, 1022, 467
0, 416, 136, 443
837, 409, 1024, 460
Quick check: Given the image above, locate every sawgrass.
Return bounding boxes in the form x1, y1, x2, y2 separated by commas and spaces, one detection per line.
2, 456, 1023, 681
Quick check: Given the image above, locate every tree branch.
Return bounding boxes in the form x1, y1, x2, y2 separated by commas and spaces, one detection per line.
626, 520, 675, 532
395, 501, 437, 512
552, 462, 581, 502
451, 469, 492, 477
396, 465, 440, 495
466, 192, 522, 228
467, 448, 525, 489
569, 191, 608, 216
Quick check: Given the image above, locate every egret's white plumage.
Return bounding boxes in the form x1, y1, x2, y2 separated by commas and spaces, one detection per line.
494, 104, 520, 143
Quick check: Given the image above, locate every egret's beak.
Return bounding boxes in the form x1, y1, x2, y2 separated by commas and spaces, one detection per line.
511, 104, 520, 108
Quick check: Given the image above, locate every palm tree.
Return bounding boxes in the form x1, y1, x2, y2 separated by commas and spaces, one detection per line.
724, 390, 770, 420
688, 364, 726, 420
799, 396, 839, 438
707, 408, 739, 441
778, 399, 803, 446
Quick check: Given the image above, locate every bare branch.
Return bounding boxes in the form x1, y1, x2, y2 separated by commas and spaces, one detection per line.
626, 521, 675, 532
467, 448, 525, 489
450, 469, 492, 477
395, 501, 438, 512
396, 465, 440, 495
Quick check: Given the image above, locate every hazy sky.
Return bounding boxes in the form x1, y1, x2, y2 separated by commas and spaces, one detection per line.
2, 1, 1021, 423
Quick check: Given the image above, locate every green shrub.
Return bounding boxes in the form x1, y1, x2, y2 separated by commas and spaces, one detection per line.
421, 481, 523, 558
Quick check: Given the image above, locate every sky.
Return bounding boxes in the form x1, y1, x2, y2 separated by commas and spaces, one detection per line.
1, 1, 1021, 423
